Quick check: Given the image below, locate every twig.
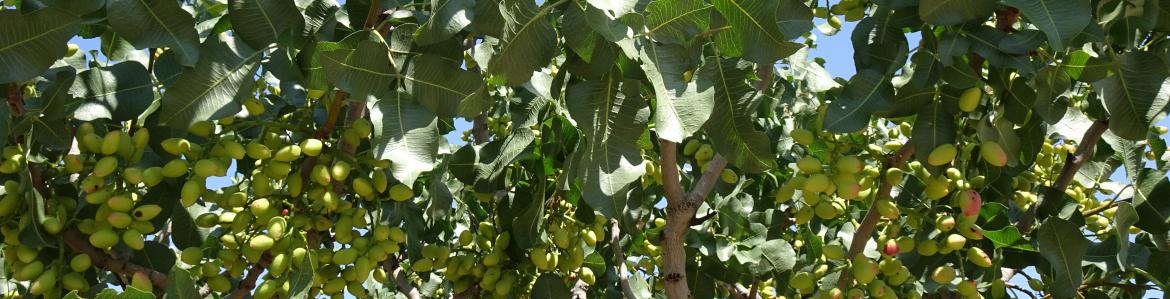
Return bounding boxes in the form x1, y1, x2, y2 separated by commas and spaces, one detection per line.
660, 140, 728, 299
1021, 119, 1109, 231
609, 219, 635, 299
836, 143, 916, 290
62, 229, 168, 290
748, 281, 759, 299
689, 211, 716, 225
385, 255, 421, 299
363, 0, 383, 29
473, 115, 490, 145
1007, 283, 1039, 299
228, 254, 272, 299
6, 83, 25, 117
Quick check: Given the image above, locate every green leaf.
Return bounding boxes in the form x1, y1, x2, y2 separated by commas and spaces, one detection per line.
566, 74, 649, 218
404, 54, 488, 118
1036, 217, 1089, 299
129, 242, 177, 273
471, 0, 506, 37
414, 0, 476, 45
710, 0, 803, 64
287, 249, 315, 298
487, 0, 558, 85
1033, 66, 1072, 124
107, 0, 201, 66
1133, 169, 1170, 235
37, 70, 79, 121
1113, 202, 1139, 270
586, 0, 636, 17
824, 70, 894, 133
747, 239, 795, 276
911, 101, 957, 164
983, 226, 1036, 251
1003, 0, 1090, 50
163, 267, 199, 299
228, 0, 305, 49
639, 42, 713, 143
851, 11, 909, 75
643, 0, 710, 46
317, 30, 394, 98
775, 0, 813, 39
0, 8, 81, 84
703, 58, 775, 172
1063, 50, 1112, 82
1096, 51, 1170, 140
532, 273, 571, 299
169, 201, 209, 249
369, 91, 440, 186
158, 34, 261, 134
918, 0, 997, 26
68, 61, 155, 122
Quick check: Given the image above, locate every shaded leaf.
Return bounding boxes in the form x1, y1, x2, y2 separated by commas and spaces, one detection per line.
317, 30, 394, 98
566, 75, 649, 218
703, 59, 775, 172
911, 101, 957, 164
414, 0, 476, 45
1096, 51, 1170, 140
229, 0, 305, 49
69, 61, 155, 122
1036, 217, 1089, 299
710, 0, 803, 64
824, 70, 894, 133
1003, 0, 1090, 49
487, 0, 558, 85
532, 273, 571, 299
107, 0, 201, 66
0, 8, 81, 84
163, 267, 199, 299
158, 34, 261, 134
918, 0, 997, 26
643, 0, 710, 46
404, 54, 488, 118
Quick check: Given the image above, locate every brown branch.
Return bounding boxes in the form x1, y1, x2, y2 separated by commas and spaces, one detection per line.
753, 65, 775, 91
1021, 119, 1109, 231
660, 139, 728, 299
363, 0, 383, 29
299, 91, 346, 185
385, 255, 421, 299
836, 143, 916, 290
229, 254, 272, 299
1082, 199, 1119, 217
472, 114, 490, 145
62, 229, 168, 290
748, 281, 759, 299
6, 83, 25, 117
609, 219, 636, 299
570, 279, 590, 299
689, 211, 716, 225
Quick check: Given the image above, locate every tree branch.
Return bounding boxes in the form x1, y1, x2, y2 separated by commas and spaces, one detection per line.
473, 114, 490, 145
387, 256, 421, 299
229, 254, 272, 299
609, 219, 636, 299
1021, 119, 1108, 231
6, 83, 25, 117
836, 143, 916, 290
363, 0, 383, 29
660, 139, 728, 299
62, 229, 168, 291
689, 211, 716, 225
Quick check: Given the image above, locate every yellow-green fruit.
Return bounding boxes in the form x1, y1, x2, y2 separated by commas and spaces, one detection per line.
270, 253, 289, 277
208, 276, 231, 292
62, 272, 86, 291
268, 217, 287, 240
41, 217, 63, 234
193, 159, 220, 177
353, 177, 374, 198
353, 118, 373, 138
181, 179, 202, 207
101, 131, 123, 155
301, 139, 324, 156
64, 154, 84, 173
142, 167, 164, 186
412, 259, 434, 272
14, 261, 44, 281
580, 267, 596, 285
789, 272, 814, 289
311, 164, 331, 186
108, 212, 133, 228
918, 239, 939, 256
123, 229, 145, 250
967, 247, 992, 268
931, 265, 956, 284
927, 144, 958, 166
107, 194, 133, 211
372, 171, 389, 193
981, 141, 1008, 166
29, 269, 58, 295
792, 128, 815, 145
695, 144, 714, 161
274, 145, 301, 162
244, 97, 266, 116
720, 169, 737, 184
852, 256, 877, 284
162, 159, 188, 178
130, 272, 152, 293
181, 247, 202, 265
822, 244, 846, 260
925, 178, 950, 200
390, 184, 413, 202
90, 229, 119, 248
133, 204, 162, 221
389, 227, 407, 243
246, 142, 272, 160
188, 121, 214, 137
957, 280, 978, 296
81, 133, 103, 153
683, 140, 701, 156
93, 156, 118, 177
836, 156, 862, 174
162, 138, 191, 155
944, 233, 967, 251
222, 140, 245, 159
796, 156, 821, 174
959, 87, 982, 112
71, 254, 92, 272
250, 235, 275, 252
331, 160, 351, 181
803, 174, 830, 194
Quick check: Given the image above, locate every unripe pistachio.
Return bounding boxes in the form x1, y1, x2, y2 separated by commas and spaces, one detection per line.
927, 144, 958, 166
981, 141, 1008, 166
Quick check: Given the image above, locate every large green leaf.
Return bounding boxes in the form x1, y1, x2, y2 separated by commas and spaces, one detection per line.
68, 61, 155, 122
586, 0, 636, 17
403, 54, 488, 118
369, 91, 440, 186
710, 0, 803, 64
1003, 0, 1089, 50
911, 101, 957, 164
703, 59, 775, 173
639, 42, 713, 143
1133, 169, 1170, 235
414, 0, 476, 45
532, 273, 571, 299
0, 8, 81, 84
228, 0, 305, 49
487, 0, 558, 85
317, 30, 394, 98
107, 0, 201, 66
918, 0, 997, 26
1095, 51, 1170, 140
1036, 218, 1089, 299
566, 74, 649, 218
852, 12, 909, 75
37, 70, 78, 122
823, 70, 894, 133
158, 34, 261, 134
163, 267, 199, 299
1113, 202, 1139, 270
747, 239, 796, 276
643, 0, 710, 46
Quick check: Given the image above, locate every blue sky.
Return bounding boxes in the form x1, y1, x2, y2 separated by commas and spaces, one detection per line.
63, 3, 1170, 298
